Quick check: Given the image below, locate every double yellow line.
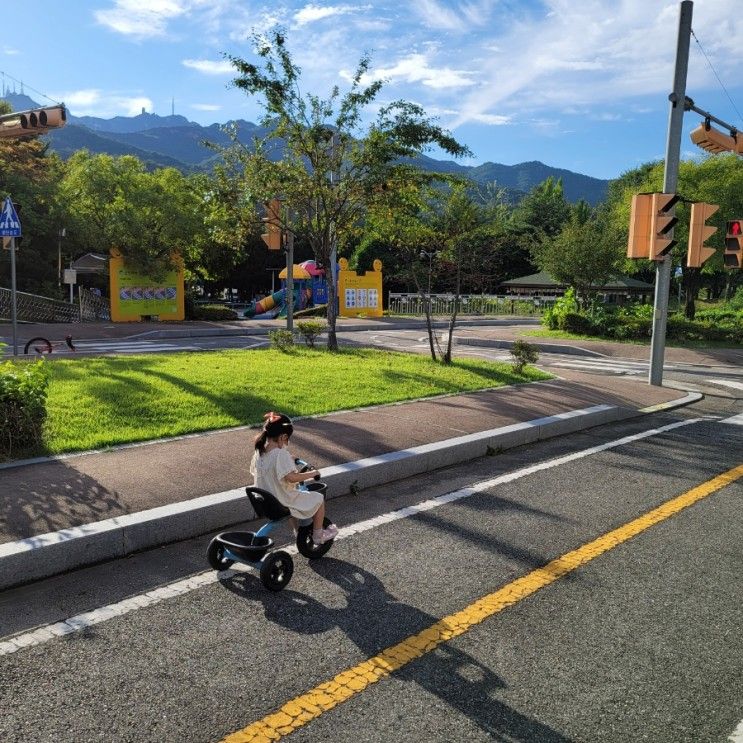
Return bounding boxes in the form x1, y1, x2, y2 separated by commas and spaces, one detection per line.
223, 464, 743, 743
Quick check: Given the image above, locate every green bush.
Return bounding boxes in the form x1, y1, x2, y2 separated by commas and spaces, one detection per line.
189, 304, 238, 321
268, 329, 295, 351
542, 288, 579, 330
0, 360, 49, 458
562, 312, 595, 335
510, 339, 539, 374
296, 321, 327, 348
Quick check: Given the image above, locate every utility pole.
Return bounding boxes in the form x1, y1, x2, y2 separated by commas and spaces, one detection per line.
649, 0, 693, 386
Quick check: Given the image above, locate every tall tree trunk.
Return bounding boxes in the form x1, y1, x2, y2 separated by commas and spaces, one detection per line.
443, 249, 461, 364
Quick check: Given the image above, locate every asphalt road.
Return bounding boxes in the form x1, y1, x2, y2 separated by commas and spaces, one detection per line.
2, 397, 742, 743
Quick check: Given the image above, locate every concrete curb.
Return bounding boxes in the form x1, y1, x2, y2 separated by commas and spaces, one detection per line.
0, 392, 700, 591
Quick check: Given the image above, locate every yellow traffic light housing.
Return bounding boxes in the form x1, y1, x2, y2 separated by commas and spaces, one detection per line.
627, 194, 653, 259
650, 193, 679, 260
690, 123, 742, 155
261, 199, 283, 251
686, 202, 718, 268
724, 219, 743, 269
0, 105, 67, 139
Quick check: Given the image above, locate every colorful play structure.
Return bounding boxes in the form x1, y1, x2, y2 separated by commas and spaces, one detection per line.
243, 260, 327, 319
244, 258, 383, 320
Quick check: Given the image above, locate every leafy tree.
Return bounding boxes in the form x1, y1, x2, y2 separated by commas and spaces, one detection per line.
58, 151, 208, 277
533, 205, 624, 307
512, 177, 571, 241
221, 29, 470, 350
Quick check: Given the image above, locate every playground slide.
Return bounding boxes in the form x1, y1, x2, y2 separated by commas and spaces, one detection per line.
244, 288, 285, 319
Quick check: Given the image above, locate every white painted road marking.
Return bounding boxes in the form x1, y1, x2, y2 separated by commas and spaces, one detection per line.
730, 719, 743, 742
721, 413, 743, 426
0, 417, 703, 656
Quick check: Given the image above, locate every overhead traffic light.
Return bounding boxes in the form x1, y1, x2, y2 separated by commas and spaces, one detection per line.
0, 105, 67, 139
627, 193, 653, 259
690, 123, 742, 155
686, 203, 718, 268
649, 193, 679, 260
724, 219, 743, 269
261, 199, 282, 251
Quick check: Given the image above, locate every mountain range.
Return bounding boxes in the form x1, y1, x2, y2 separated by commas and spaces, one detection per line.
2, 92, 609, 204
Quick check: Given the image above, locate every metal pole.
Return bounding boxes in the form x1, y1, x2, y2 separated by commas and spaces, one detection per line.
285, 228, 294, 334
10, 237, 18, 356
649, 0, 693, 386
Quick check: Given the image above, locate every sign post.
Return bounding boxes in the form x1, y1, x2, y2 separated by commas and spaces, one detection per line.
0, 197, 22, 356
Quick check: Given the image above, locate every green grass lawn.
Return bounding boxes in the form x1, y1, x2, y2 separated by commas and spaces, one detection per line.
41, 347, 551, 455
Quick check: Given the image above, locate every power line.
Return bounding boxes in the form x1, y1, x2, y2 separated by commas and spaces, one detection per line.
690, 28, 743, 128
0, 70, 63, 106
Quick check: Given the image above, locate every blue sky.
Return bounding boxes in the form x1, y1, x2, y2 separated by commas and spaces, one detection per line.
2, 1, 742, 180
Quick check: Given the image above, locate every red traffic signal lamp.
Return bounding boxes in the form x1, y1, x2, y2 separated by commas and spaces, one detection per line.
261, 198, 283, 251
0, 105, 67, 139
686, 202, 718, 268
724, 220, 743, 269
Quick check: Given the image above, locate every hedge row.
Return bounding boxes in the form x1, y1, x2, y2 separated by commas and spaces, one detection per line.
558, 311, 742, 344
0, 360, 49, 459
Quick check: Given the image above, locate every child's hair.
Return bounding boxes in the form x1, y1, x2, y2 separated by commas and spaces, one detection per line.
254, 411, 294, 454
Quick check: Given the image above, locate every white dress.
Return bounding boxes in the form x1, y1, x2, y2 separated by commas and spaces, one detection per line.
249, 447, 323, 519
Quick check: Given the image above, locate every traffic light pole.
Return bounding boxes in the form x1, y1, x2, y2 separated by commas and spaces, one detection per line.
649, 0, 692, 386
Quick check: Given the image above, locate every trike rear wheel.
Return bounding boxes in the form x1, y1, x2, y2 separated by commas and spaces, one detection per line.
207, 537, 235, 570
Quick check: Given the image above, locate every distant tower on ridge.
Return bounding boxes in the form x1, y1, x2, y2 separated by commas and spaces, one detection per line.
171, 97, 174, 116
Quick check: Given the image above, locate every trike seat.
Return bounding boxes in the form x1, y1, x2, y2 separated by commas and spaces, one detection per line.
246, 486, 291, 521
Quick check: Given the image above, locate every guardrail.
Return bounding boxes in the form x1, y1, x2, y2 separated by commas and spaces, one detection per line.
388, 293, 556, 316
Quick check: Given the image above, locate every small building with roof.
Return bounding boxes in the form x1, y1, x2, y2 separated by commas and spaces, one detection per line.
499, 271, 654, 304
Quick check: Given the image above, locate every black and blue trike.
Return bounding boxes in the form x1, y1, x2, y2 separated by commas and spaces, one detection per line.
206, 459, 336, 591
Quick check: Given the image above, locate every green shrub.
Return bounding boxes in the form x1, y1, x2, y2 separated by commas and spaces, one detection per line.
0, 360, 49, 458
268, 329, 295, 351
510, 339, 539, 374
562, 312, 595, 335
296, 320, 327, 348
189, 304, 238, 321
542, 288, 578, 330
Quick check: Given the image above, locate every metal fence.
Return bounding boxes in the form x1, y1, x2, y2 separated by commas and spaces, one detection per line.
0, 286, 111, 323
388, 293, 555, 316
79, 287, 111, 321
0, 287, 80, 323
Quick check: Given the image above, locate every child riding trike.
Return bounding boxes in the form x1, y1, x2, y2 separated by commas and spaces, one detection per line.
206, 459, 336, 591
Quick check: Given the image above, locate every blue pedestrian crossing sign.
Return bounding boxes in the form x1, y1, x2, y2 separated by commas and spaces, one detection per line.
0, 197, 21, 237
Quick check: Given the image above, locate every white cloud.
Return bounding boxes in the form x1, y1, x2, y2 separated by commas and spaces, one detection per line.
2, 47, 19, 56
293, 4, 356, 27
347, 53, 476, 89
191, 103, 222, 111
182, 58, 234, 75
54, 88, 154, 117
94, 0, 191, 38
413, 0, 493, 32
